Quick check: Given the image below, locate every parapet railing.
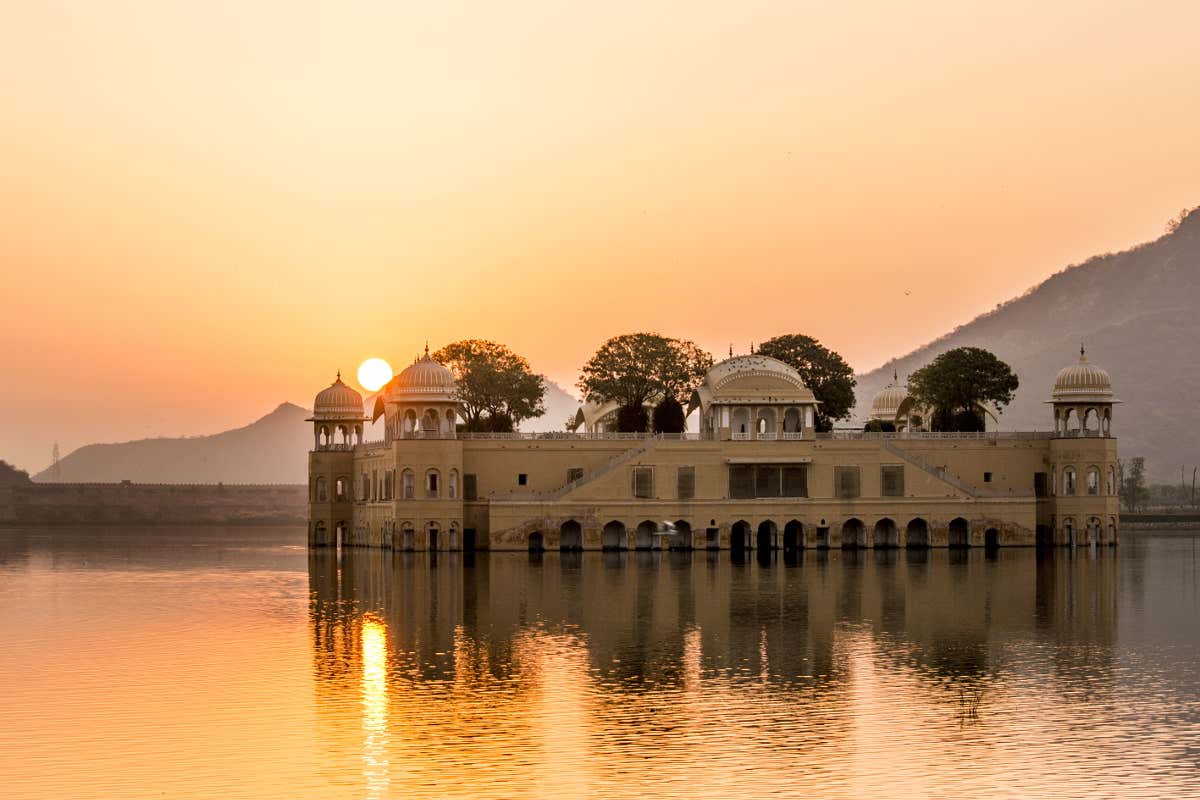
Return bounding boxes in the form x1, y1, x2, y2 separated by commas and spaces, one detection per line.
817, 431, 1057, 441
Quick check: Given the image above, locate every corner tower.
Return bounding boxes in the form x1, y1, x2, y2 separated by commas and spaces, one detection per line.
307, 372, 366, 547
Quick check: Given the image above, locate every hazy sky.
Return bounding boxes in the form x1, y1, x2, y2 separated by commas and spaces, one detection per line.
3, 1, 1199, 472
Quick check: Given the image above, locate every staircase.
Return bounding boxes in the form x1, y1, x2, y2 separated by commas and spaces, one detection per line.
881, 440, 985, 498
490, 435, 665, 501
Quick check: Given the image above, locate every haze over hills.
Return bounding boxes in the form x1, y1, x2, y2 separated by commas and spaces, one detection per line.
854, 207, 1200, 481
33, 403, 313, 484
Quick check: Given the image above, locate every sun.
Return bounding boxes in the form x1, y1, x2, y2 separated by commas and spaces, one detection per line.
356, 358, 394, 392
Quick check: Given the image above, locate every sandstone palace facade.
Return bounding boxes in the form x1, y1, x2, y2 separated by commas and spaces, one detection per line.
307, 349, 1119, 552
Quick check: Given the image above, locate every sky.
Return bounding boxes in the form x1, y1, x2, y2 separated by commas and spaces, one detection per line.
3, 1, 1200, 472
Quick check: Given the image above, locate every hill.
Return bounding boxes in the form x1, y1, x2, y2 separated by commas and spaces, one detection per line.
854, 207, 1200, 481
522, 379, 581, 433
33, 403, 313, 484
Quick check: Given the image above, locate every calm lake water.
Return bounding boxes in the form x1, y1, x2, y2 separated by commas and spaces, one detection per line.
1, 527, 1198, 799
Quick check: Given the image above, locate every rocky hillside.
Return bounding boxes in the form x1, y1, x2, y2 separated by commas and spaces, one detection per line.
32, 403, 313, 484
855, 208, 1200, 480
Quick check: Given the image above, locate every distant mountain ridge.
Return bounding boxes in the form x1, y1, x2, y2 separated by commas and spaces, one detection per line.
33, 403, 313, 484
854, 207, 1200, 480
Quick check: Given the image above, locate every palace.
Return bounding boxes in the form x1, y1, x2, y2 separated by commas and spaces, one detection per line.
307, 348, 1119, 551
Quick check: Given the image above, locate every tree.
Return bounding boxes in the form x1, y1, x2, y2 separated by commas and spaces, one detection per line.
756, 334, 856, 432
863, 419, 896, 433
652, 397, 686, 434
578, 333, 713, 432
1119, 457, 1149, 512
907, 347, 1019, 432
433, 340, 546, 432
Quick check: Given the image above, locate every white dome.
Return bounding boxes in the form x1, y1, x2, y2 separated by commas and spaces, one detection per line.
311, 373, 365, 420
1052, 348, 1115, 402
384, 349, 457, 402
870, 376, 908, 420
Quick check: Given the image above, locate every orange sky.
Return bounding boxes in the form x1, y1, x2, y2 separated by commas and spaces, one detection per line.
3, 1, 1199, 472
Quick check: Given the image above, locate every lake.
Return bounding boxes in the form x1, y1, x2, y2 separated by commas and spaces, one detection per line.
1, 527, 1198, 799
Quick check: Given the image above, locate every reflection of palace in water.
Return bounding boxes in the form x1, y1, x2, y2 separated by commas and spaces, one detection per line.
307, 348, 1120, 553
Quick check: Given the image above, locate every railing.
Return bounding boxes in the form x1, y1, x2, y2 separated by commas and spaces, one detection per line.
818, 431, 1057, 441
731, 432, 752, 441
780, 432, 805, 440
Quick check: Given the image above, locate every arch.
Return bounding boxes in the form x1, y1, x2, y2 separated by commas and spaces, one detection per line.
757, 520, 778, 550
427, 521, 440, 551
731, 407, 751, 435
1063, 517, 1075, 546
636, 520, 657, 550
336, 424, 351, 445
948, 517, 970, 547
1083, 408, 1100, 435
1063, 466, 1077, 496
401, 469, 415, 499
671, 519, 692, 550
318, 426, 331, 448
448, 469, 459, 500
1107, 516, 1118, 545
316, 476, 328, 503
783, 520, 803, 551
334, 520, 349, 548
1102, 408, 1112, 436
403, 409, 418, 436
425, 468, 441, 498
1086, 516, 1102, 545
840, 518, 866, 549
782, 407, 802, 434
1086, 466, 1100, 496
448, 521, 460, 550
401, 522, 415, 551
421, 408, 439, 433
731, 520, 752, 551
756, 408, 777, 437
984, 528, 999, 549
1065, 408, 1080, 434
334, 475, 349, 502
528, 531, 545, 552
313, 520, 328, 546
560, 519, 583, 551
602, 520, 626, 550
905, 518, 930, 548
873, 518, 899, 548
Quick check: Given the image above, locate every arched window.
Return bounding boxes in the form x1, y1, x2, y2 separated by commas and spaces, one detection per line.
1063, 466, 1076, 496
1106, 466, 1116, 495
422, 409, 439, 433
319, 426, 330, 447
783, 407, 802, 433
1086, 467, 1100, 496
402, 469, 415, 499
426, 469, 441, 498
334, 475, 349, 502
403, 410, 418, 436
316, 476, 328, 502
448, 469, 459, 499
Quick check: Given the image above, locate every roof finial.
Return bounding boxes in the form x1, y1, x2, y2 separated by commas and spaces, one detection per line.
750, 341, 755, 354
336, 369, 341, 382
1080, 342, 1087, 361
729, 343, 733, 358
893, 369, 898, 383
424, 341, 429, 357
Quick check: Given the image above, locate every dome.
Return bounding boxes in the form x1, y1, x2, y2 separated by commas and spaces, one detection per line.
383, 348, 457, 402
870, 374, 908, 421
688, 354, 817, 416
1051, 348, 1115, 403
311, 373, 365, 420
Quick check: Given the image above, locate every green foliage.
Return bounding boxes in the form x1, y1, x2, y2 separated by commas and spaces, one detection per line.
433, 340, 546, 431
863, 419, 896, 433
578, 333, 713, 409
756, 334, 856, 430
617, 403, 649, 433
652, 396, 686, 434
908, 347, 1018, 431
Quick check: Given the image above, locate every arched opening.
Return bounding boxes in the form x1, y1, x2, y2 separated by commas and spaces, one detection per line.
706, 526, 719, 549
1084, 408, 1100, 435
783, 520, 803, 552
1102, 408, 1112, 436
401, 524, 415, 551
731, 520, 752, 551
905, 518, 930, 548
602, 521, 626, 550
401, 469, 415, 499
757, 520, 777, 550
731, 407, 751, 436
840, 518, 866, 549
335, 520, 349, 549
948, 517, 970, 547
422, 409, 439, 433
315, 476, 328, 503
1086, 517, 1102, 545
403, 409, 418, 437
756, 408, 777, 438
782, 408, 802, 434
984, 528, 999, 549
337, 425, 350, 445
318, 426, 330, 448
425, 469, 441, 499
816, 526, 830, 549
1063, 518, 1075, 547
427, 523, 440, 551
636, 520, 657, 550
671, 520, 692, 550
1086, 467, 1100, 496
1065, 408, 1080, 435
528, 531, 544, 552
1063, 467, 1077, 496
334, 475, 349, 502
560, 519, 583, 551
448, 469, 459, 499
873, 518, 899, 548
313, 521, 328, 546
449, 522, 460, 551
1107, 517, 1117, 545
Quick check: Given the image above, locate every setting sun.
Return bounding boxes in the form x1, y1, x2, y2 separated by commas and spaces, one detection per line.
357, 358, 393, 393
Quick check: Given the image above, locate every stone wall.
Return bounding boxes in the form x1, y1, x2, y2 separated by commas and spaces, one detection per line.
4, 482, 307, 525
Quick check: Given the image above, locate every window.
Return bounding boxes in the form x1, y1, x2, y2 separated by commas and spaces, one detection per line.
449, 469, 459, 499
1086, 467, 1100, 496
402, 470, 414, 499
755, 465, 781, 497
633, 467, 654, 499
566, 467, 584, 484
835, 466, 861, 499
518, 473, 528, 486
426, 470, 440, 498
1034, 472, 1049, 498
983, 471, 993, 484
463, 474, 478, 501
881, 465, 905, 497
729, 465, 754, 499
782, 466, 808, 497
316, 476, 328, 503
1064, 467, 1076, 496
677, 466, 695, 500
335, 476, 348, 502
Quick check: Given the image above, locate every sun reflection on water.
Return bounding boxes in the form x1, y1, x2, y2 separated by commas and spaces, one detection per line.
360, 615, 389, 800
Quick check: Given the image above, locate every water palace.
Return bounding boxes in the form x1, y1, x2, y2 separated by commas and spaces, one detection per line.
307, 348, 1119, 552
